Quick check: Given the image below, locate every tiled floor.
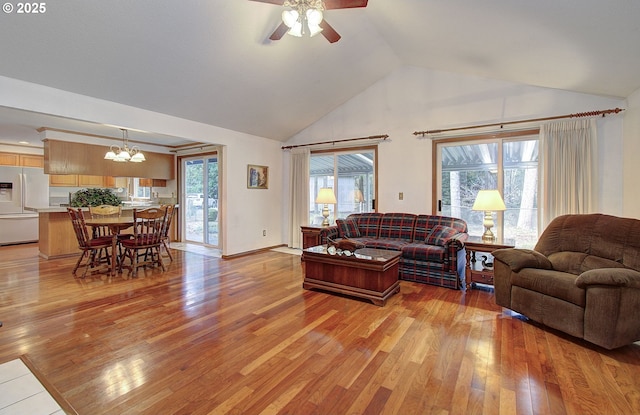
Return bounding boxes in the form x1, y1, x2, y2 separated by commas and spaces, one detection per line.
0, 359, 65, 415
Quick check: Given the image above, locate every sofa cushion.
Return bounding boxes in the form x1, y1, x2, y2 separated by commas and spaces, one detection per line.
425, 225, 459, 246
336, 218, 361, 238
402, 243, 447, 263
413, 215, 468, 242
511, 268, 586, 307
364, 239, 410, 251
378, 213, 417, 241
348, 213, 384, 238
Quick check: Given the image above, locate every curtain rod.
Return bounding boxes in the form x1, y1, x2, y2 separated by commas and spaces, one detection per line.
281, 134, 389, 150
413, 107, 625, 137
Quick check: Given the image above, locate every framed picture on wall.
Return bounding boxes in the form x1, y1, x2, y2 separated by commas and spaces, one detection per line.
247, 164, 268, 189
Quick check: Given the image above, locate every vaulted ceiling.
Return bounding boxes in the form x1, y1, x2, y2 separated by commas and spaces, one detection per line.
0, 0, 638, 146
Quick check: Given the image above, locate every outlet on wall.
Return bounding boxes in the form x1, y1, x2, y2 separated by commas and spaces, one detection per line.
399, 192, 404, 200
263, 229, 266, 236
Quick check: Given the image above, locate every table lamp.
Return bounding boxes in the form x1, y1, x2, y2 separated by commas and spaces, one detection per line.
472, 189, 506, 242
315, 188, 337, 226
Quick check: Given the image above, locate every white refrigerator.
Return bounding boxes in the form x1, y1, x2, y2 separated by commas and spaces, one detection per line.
0, 166, 49, 245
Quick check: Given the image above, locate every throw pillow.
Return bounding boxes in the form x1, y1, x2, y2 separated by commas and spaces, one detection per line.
336, 218, 361, 238
425, 225, 458, 246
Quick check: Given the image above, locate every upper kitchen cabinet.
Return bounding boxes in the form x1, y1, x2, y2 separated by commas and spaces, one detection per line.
78, 175, 105, 187
139, 178, 167, 187
0, 152, 19, 165
20, 155, 45, 168
49, 174, 78, 187
44, 139, 175, 179
0, 152, 44, 168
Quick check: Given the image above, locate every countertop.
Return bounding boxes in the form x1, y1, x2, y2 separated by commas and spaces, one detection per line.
25, 205, 173, 213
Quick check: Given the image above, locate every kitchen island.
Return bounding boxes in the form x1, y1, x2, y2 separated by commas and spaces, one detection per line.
25, 205, 175, 259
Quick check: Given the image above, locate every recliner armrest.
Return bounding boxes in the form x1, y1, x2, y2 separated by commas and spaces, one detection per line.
492, 248, 553, 272
576, 268, 640, 289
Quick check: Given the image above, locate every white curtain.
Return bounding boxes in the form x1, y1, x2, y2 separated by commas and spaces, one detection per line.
288, 148, 310, 248
539, 118, 597, 229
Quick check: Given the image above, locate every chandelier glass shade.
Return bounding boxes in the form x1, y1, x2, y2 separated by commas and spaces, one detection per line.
104, 129, 146, 163
282, 0, 324, 37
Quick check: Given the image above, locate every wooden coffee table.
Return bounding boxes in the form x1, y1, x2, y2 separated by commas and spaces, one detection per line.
302, 246, 401, 306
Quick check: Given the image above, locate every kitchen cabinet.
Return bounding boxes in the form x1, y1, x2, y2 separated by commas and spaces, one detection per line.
0, 152, 19, 166
20, 155, 44, 168
139, 178, 167, 187
49, 174, 109, 187
49, 174, 78, 187
78, 175, 104, 187
0, 152, 44, 167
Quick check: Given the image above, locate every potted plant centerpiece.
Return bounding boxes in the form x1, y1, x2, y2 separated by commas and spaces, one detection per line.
70, 188, 121, 207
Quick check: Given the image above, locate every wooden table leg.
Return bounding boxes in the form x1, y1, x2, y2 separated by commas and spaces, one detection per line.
111, 234, 118, 276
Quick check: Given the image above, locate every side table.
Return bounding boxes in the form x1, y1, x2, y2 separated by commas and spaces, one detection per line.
300, 225, 325, 249
465, 236, 515, 289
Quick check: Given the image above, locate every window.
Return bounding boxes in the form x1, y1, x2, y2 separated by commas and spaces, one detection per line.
132, 178, 151, 199
309, 147, 376, 225
435, 131, 539, 248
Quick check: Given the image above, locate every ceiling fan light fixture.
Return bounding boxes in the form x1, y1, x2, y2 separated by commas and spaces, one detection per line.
289, 22, 303, 37
282, 10, 298, 28
307, 9, 323, 36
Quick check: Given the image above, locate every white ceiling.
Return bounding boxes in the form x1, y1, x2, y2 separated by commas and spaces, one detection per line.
0, 0, 638, 147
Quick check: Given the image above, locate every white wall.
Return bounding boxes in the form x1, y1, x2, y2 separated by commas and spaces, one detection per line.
0, 76, 283, 256
623, 88, 640, 219
284, 65, 627, 235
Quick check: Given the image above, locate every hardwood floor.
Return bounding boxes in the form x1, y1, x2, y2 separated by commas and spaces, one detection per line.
1, 243, 639, 415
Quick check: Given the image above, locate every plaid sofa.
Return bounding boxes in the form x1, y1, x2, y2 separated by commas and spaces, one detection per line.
320, 212, 468, 289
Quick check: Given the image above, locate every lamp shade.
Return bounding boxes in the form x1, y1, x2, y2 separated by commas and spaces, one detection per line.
472, 190, 506, 211
315, 188, 337, 204
104, 150, 117, 160
282, 10, 298, 28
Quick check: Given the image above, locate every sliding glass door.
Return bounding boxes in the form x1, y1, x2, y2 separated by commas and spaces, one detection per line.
182, 153, 219, 246
435, 135, 539, 248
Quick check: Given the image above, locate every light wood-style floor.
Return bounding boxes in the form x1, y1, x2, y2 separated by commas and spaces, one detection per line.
0, 243, 639, 415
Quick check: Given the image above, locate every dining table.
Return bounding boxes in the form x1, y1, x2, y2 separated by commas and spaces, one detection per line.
84, 217, 136, 276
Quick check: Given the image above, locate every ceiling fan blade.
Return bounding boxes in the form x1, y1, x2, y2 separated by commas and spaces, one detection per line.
269, 22, 289, 40
319, 20, 341, 43
248, 0, 285, 5
324, 0, 368, 9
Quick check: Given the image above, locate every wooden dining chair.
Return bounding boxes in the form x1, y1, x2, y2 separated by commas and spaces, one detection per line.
160, 204, 176, 262
119, 207, 168, 277
88, 204, 125, 258
67, 207, 113, 277
88, 204, 122, 233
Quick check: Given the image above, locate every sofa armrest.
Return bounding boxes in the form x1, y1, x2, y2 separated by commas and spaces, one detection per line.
576, 268, 640, 289
319, 226, 339, 245
442, 232, 467, 250
492, 248, 553, 272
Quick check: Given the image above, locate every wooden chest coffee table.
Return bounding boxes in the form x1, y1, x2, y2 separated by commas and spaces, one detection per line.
302, 246, 401, 306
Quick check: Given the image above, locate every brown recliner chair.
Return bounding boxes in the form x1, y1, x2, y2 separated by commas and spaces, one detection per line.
492, 213, 640, 350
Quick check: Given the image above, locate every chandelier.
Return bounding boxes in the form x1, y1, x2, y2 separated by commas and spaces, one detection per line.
281, 0, 325, 38
104, 129, 146, 163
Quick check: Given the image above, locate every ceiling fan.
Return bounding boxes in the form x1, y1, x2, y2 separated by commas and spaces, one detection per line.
250, 0, 368, 43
